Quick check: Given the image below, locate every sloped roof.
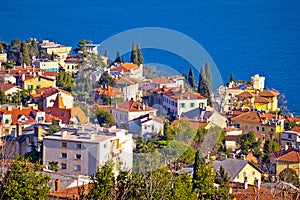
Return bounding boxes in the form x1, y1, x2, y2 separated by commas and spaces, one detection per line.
116, 76, 141, 85
150, 76, 174, 85
71, 107, 88, 124
116, 100, 156, 112
49, 184, 91, 199
45, 107, 71, 124
213, 158, 263, 181
0, 83, 17, 92
236, 91, 255, 99
181, 107, 213, 120
275, 150, 300, 163
33, 86, 71, 98
163, 89, 206, 100
270, 148, 298, 159
258, 90, 279, 97
53, 93, 65, 109
291, 126, 300, 132
231, 112, 262, 123
95, 86, 122, 97
254, 96, 273, 103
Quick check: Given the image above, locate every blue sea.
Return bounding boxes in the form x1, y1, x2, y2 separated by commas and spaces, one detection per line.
1, 0, 299, 115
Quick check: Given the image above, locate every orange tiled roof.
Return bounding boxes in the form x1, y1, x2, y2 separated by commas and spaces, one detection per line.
258, 90, 279, 97
231, 112, 261, 123
164, 89, 206, 100
33, 86, 71, 98
233, 185, 284, 200
122, 63, 139, 70
275, 150, 300, 163
115, 76, 141, 85
236, 91, 255, 99
150, 76, 174, 85
291, 126, 300, 132
95, 86, 122, 97
64, 57, 80, 63
285, 117, 300, 124
116, 100, 156, 112
45, 107, 71, 124
254, 96, 273, 103
49, 184, 91, 199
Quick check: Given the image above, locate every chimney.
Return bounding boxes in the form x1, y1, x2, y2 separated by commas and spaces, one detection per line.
54, 179, 60, 191
61, 131, 68, 138
34, 125, 43, 140
254, 178, 260, 189
16, 123, 22, 137
33, 72, 36, 77
244, 177, 248, 189
22, 74, 25, 81
7, 106, 12, 111
142, 103, 145, 110
19, 103, 23, 111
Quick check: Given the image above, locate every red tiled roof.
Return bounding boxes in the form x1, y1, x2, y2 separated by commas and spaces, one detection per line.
45, 107, 71, 124
64, 57, 80, 63
270, 148, 298, 159
164, 89, 206, 100
49, 184, 91, 199
254, 96, 273, 103
95, 86, 122, 97
149, 76, 174, 85
115, 76, 141, 85
33, 86, 71, 98
291, 126, 300, 132
231, 112, 262, 123
236, 91, 255, 99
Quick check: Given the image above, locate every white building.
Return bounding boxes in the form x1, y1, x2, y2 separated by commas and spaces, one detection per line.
141, 75, 184, 95
111, 99, 157, 128
110, 63, 144, 80
162, 89, 207, 116
281, 128, 300, 149
33, 60, 59, 73
251, 74, 265, 91
128, 114, 164, 138
115, 76, 141, 101
43, 126, 133, 176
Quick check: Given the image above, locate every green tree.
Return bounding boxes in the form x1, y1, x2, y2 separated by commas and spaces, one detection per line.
193, 151, 216, 199
121, 54, 125, 63
188, 66, 196, 89
95, 108, 115, 127
130, 42, 138, 64
0, 156, 51, 199
215, 166, 232, 200
98, 71, 116, 87
279, 168, 300, 187
262, 139, 280, 163
230, 73, 234, 82
136, 45, 144, 65
198, 67, 212, 106
48, 161, 58, 172
48, 120, 59, 134
56, 70, 74, 91
87, 162, 115, 200
0, 90, 6, 104
104, 49, 108, 57
115, 51, 121, 63
27, 39, 39, 58
237, 131, 262, 157
75, 39, 92, 56
0, 41, 9, 53
20, 42, 30, 66
205, 62, 212, 94
24, 141, 41, 164
172, 173, 198, 200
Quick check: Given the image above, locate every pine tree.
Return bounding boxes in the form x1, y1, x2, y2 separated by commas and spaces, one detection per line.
114, 51, 121, 63
188, 66, 196, 89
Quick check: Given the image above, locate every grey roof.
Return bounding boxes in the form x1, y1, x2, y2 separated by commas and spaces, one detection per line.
213, 158, 263, 181
181, 107, 213, 120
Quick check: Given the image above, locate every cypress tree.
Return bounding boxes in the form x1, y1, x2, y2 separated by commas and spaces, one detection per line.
198, 67, 212, 106
205, 62, 212, 94
188, 66, 196, 89
115, 51, 121, 63
20, 42, 30, 66
136, 45, 144, 66
104, 49, 108, 57
230, 73, 234, 82
130, 42, 138, 64
121, 54, 125, 63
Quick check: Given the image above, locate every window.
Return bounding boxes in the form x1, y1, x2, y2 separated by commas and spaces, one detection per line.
288, 134, 292, 139
243, 172, 246, 177
180, 103, 185, 108
144, 125, 147, 130
75, 165, 81, 171
236, 124, 240, 128
61, 163, 67, 169
252, 171, 255, 176
75, 154, 81, 160
4, 119, 9, 124
256, 126, 260, 131
76, 143, 82, 149
104, 144, 107, 148
61, 153, 67, 158
62, 142, 67, 148
38, 77, 41, 82
190, 103, 195, 108
262, 127, 265, 132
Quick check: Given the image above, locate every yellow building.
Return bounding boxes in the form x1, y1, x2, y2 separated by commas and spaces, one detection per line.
257, 90, 279, 112
231, 111, 284, 142
270, 149, 300, 177
63, 57, 80, 74
22, 74, 56, 90
213, 158, 263, 185
39, 40, 72, 66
